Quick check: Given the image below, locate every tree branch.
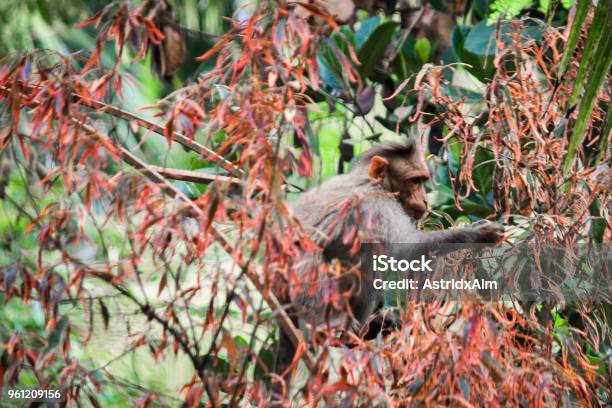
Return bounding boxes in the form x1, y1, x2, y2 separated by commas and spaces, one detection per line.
383, 6, 426, 70
3, 83, 317, 373
77, 96, 244, 178
70, 119, 317, 372
148, 166, 242, 185
0, 84, 243, 178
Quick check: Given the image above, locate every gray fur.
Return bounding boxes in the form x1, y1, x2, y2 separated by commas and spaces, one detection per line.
274, 143, 503, 385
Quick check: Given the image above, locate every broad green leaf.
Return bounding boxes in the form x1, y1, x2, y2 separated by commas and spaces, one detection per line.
429, 0, 451, 12
473, 0, 490, 18
429, 183, 455, 208
451, 25, 494, 81
332, 26, 356, 56
446, 86, 485, 103
459, 198, 495, 218
355, 16, 380, 50
304, 114, 320, 159
489, 0, 534, 21
472, 148, 495, 197
447, 137, 462, 173
464, 21, 498, 55
392, 37, 422, 78
414, 37, 431, 63
465, 21, 543, 56
357, 21, 398, 79
317, 43, 345, 91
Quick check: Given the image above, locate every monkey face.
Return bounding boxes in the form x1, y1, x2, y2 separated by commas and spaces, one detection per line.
398, 175, 429, 219
392, 161, 429, 220
367, 153, 430, 220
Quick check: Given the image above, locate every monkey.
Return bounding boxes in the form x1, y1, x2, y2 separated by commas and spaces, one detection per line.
272, 142, 504, 393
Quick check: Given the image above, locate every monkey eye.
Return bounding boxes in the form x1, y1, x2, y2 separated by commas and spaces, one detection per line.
408, 176, 429, 184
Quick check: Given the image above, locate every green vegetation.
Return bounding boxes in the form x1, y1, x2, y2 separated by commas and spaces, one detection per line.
0, 0, 609, 406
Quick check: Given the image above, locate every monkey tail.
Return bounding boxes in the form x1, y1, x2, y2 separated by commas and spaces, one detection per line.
271, 313, 299, 403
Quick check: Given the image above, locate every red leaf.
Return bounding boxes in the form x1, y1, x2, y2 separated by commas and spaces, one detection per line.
164, 117, 174, 144
141, 17, 164, 45
195, 37, 229, 61
74, 6, 109, 29
136, 393, 157, 408
157, 271, 167, 297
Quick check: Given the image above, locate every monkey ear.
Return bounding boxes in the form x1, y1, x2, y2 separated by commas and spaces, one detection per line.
368, 155, 389, 183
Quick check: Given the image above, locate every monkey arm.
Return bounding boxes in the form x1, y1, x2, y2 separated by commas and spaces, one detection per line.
422, 223, 503, 245
386, 223, 504, 259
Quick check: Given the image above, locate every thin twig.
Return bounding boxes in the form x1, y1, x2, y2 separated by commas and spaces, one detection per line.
0, 84, 242, 177
2, 84, 304, 192
78, 97, 243, 177
70, 118, 317, 372
147, 165, 242, 186
3, 82, 317, 375
384, 6, 426, 69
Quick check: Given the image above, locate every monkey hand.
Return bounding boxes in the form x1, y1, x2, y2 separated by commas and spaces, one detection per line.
473, 223, 505, 244
358, 310, 401, 342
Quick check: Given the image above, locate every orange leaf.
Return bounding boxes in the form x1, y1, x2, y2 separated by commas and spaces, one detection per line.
195, 37, 229, 61
221, 330, 238, 360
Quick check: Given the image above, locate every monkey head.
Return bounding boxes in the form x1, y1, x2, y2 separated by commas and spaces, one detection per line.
365, 143, 430, 220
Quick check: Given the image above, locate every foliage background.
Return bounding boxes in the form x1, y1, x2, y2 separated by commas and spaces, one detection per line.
0, 0, 609, 406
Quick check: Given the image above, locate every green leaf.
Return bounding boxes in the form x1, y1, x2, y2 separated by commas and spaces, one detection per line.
473, 0, 491, 18
304, 114, 320, 158
428, 183, 494, 219
414, 38, 431, 63
596, 103, 611, 163
253, 346, 275, 380
489, 0, 535, 20
459, 198, 495, 218
472, 148, 495, 197
393, 37, 422, 78
465, 21, 543, 56
563, 15, 612, 175
458, 377, 471, 400
317, 44, 344, 91
446, 86, 485, 103
210, 357, 231, 375
451, 25, 494, 81
464, 21, 498, 55
355, 16, 380, 50
558, 0, 591, 78
588, 199, 605, 242
357, 21, 399, 79
36, 0, 53, 24
332, 27, 356, 56
429, 0, 451, 12
569, 0, 608, 106
429, 183, 455, 208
